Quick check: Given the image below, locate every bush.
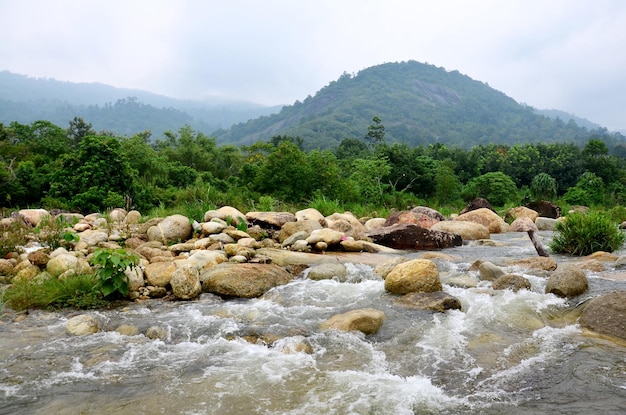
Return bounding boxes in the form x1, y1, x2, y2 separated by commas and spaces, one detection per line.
549, 211, 626, 256
91, 248, 139, 298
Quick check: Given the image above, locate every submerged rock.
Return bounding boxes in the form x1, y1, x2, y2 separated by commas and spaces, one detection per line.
66, 314, 100, 336
492, 274, 531, 292
394, 291, 462, 312
319, 308, 385, 335
307, 263, 348, 281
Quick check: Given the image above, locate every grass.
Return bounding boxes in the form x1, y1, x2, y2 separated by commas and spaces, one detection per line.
549, 211, 626, 256
3, 274, 108, 311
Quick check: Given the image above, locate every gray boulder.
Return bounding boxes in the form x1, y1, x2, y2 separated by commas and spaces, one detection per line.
579, 291, 626, 341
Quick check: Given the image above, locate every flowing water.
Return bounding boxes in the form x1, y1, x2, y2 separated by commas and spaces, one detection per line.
1, 232, 626, 414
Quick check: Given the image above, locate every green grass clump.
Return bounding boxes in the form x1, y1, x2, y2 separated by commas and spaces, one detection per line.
4, 274, 107, 311
549, 211, 626, 256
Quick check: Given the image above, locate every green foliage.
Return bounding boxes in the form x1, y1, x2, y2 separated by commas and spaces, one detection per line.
0, 220, 29, 257
33, 215, 80, 250
350, 156, 392, 205
4, 274, 107, 311
434, 161, 462, 204
365, 116, 385, 147
463, 171, 519, 206
563, 172, 605, 206
91, 248, 139, 298
530, 173, 557, 201
549, 211, 625, 256
308, 193, 344, 216
225, 215, 248, 232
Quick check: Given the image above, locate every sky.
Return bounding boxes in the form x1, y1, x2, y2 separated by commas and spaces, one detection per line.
1, 0, 625, 131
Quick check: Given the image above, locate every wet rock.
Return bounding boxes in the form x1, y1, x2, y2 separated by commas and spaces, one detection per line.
115, 324, 139, 336
308, 263, 347, 281
145, 326, 169, 341
430, 220, 489, 241
545, 264, 588, 298
507, 256, 557, 271
170, 265, 202, 300
579, 291, 626, 341
319, 308, 385, 335
66, 314, 100, 336
445, 275, 478, 288
384, 258, 441, 295
478, 261, 505, 281
492, 274, 532, 292
585, 251, 619, 262
394, 291, 462, 312
454, 208, 508, 234
373, 257, 409, 279
201, 263, 292, 298
367, 223, 462, 250
147, 214, 192, 245
144, 261, 176, 287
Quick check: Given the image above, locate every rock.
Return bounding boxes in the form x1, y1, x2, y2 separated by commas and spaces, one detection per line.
147, 214, 192, 245
509, 217, 538, 232
145, 326, 169, 341
46, 254, 91, 278
18, 208, 50, 227
319, 308, 385, 335
384, 259, 441, 294
525, 201, 561, 219
505, 206, 539, 223
295, 208, 326, 224
507, 256, 557, 271
579, 291, 626, 341
14, 264, 41, 282
108, 208, 128, 222
394, 291, 462, 312
545, 264, 588, 298
478, 261, 505, 281
585, 251, 619, 262
0, 259, 14, 276
373, 257, 409, 279
201, 263, 292, 298
125, 266, 145, 292
201, 221, 227, 235
246, 211, 296, 228
281, 230, 309, 248
364, 218, 386, 231
367, 223, 462, 250
27, 250, 50, 267
535, 217, 559, 231
168, 242, 196, 254
215, 206, 247, 225
279, 220, 323, 243
224, 229, 252, 241
77, 229, 109, 246
308, 263, 348, 281
115, 324, 139, 336
430, 221, 489, 241
325, 212, 368, 240
454, 208, 508, 234
492, 274, 532, 292
291, 240, 310, 252
123, 210, 142, 225
184, 250, 228, 270
144, 261, 176, 287
384, 210, 441, 229
170, 265, 202, 300
306, 228, 345, 246
66, 314, 100, 336
460, 198, 495, 215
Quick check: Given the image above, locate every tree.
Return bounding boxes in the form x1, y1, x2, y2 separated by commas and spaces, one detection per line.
254, 141, 312, 202
350, 156, 392, 204
530, 173, 557, 201
434, 159, 461, 204
365, 116, 385, 147
463, 171, 519, 206
67, 117, 95, 149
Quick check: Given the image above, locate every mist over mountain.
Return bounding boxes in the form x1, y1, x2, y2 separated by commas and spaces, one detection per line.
0, 70, 280, 137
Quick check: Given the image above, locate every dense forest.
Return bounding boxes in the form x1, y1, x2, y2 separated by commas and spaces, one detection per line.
215, 61, 625, 150
2, 117, 626, 220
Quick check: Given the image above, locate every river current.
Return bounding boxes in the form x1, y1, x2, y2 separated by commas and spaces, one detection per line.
1, 231, 625, 414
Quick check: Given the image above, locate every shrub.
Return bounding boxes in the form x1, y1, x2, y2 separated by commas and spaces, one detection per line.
0, 220, 29, 257
91, 248, 139, 298
530, 173, 557, 201
549, 211, 625, 256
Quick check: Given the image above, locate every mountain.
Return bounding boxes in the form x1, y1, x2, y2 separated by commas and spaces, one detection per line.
0, 71, 280, 137
215, 60, 621, 150
532, 108, 602, 131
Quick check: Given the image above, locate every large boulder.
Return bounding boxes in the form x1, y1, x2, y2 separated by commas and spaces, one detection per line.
367, 223, 462, 250
454, 208, 508, 234
144, 261, 176, 287
492, 274, 532, 292
384, 207, 443, 229
46, 254, 91, 278
170, 265, 202, 300
279, 220, 324, 243
579, 291, 626, 341
18, 208, 50, 227
525, 201, 561, 219
325, 212, 368, 240
295, 208, 326, 224
545, 264, 588, 298
384, 258, 441, 295
319, 308, 385, 335
394, 291, 462, 312
430, 221, 489, 241
478, 261, 505, 281
460, 198, 495, 214
201, 263, 292, 298
505, 206, 539, 223
147, 214, 193, 244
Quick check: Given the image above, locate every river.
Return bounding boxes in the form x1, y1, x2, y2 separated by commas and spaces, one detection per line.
1, 231, 625, 414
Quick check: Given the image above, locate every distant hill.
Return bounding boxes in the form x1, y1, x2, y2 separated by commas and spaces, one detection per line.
0, 71, 280, 137
215, 61, 622, 150
532, 108, 602, 131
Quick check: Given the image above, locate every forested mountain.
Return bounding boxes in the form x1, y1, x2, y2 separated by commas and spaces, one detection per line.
215, 61, 623, 150
0, 71, 280, 137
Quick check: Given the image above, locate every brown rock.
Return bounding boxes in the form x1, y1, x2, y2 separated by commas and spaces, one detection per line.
27, 250, 50, 267
545, 264, 588, 298
394, 291, 462, 312
384, 209, 442, 229
460, 198, 495, 215
492, 274, 532, 292
201, 263, 292, 298
525, 201, 561, 219
507, 256, 557, 271
579, 291, 626, 341
170, 265, 202, 300
384, 259, 441, 294
279, 220, 323, 243
144, 261, 176, 287
367, 223, 462, 250
454, 208, 508, 234
505, 206, 539, 223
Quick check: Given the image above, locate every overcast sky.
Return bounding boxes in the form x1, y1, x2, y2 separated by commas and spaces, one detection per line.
1, 0, 625, 131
